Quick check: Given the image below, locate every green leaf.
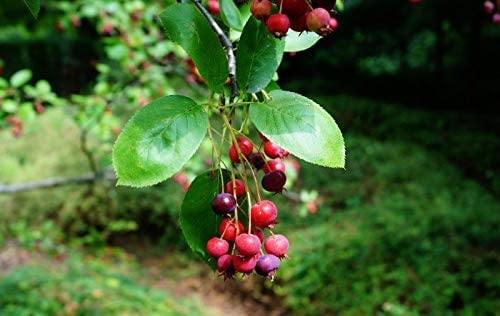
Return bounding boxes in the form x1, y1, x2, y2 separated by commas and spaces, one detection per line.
237, 17, 285, 93
2, 99, 18, 113
284, 30, 322, 52
113, 95, 208, 187
159, 4, 228, 92
220, 0, 244, 31
250, 90, 345, 168
23, 0, 40, 18
180, 169, 229, 270
36, 80, 51, 94
10, 69, 32, 88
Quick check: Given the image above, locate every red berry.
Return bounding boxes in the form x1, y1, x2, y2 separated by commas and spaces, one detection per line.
409, 0, 421, 4
236, 137, 253, 156
208, 0, 220, 15
219, 219, 246, 242
277, 0, 310, 19
251, 200, 278, 228
264, 234, 289, 258
229, 145, 240, 163
71, 16, 81, 28
226, 179, 246, 198
290, 13, 309, 32
306, 8, 331, 35
232, 254, 258, 274
251, 227, 265, 242
235, 233, 262, 256
263, 159, 286, 174
101, 22, 113, 36
206, 237, 230, 258
267, 14, 290, 38
211, 193, 237, 216
35, 103, 45, 114
264, 141, 289, 159
229, 137, 253, 163
262, 170, 287, 193
255, 254, 280, 279
251, 0, 273, 20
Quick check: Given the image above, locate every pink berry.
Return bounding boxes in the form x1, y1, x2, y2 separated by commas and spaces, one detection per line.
251, 200, 278, 228
208, 0, 220, 15
493, 13, 500, 24
206, 237, 229, 258
235, 233, 262, 256
264, 234, 289, 258
329, 17, 338, 31
484, 1, 495, 14
267, 14, 290, 38
306, 8, 331, 35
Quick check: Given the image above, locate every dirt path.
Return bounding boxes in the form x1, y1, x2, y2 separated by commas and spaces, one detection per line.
141, 255, 287, 316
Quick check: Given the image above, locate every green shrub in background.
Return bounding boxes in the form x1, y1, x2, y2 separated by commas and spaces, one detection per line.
277, 136, 500, 315
0, 251, 206, 315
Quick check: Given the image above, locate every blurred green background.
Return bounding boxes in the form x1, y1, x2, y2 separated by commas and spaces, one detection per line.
0, 0, 499, 315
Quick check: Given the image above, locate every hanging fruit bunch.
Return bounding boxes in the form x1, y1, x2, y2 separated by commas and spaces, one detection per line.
112, 0, 346, 281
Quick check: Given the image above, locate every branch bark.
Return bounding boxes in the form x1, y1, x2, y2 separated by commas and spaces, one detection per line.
191, 0, 238, 102
0, 171, 115, 194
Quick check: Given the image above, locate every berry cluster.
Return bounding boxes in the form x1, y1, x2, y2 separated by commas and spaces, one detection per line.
484, 1, 500, 24
250, 0, 338, 38
205, 135, 291, 280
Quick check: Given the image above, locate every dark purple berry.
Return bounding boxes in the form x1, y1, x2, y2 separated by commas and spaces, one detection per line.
255, 254, 280, 279
262, 170, 287, 193
212, 193, 237, 215
249, 153, 265, 170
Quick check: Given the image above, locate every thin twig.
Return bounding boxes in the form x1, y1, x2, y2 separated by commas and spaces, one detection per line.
80, 128, 99, 176
0, 171, 116, 194
191, 0, 238, 103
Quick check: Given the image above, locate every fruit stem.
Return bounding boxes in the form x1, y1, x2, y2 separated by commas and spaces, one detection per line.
261, 89, 271, 100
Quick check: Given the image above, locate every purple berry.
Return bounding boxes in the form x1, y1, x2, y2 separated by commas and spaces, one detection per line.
262, 170, 287, 193
255, 254, 280, 279
249, 153, 265, 170
212, 193, 236, 215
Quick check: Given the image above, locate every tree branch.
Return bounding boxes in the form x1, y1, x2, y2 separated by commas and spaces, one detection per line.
0, 171, 115, 194
191, 0, 238, 103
